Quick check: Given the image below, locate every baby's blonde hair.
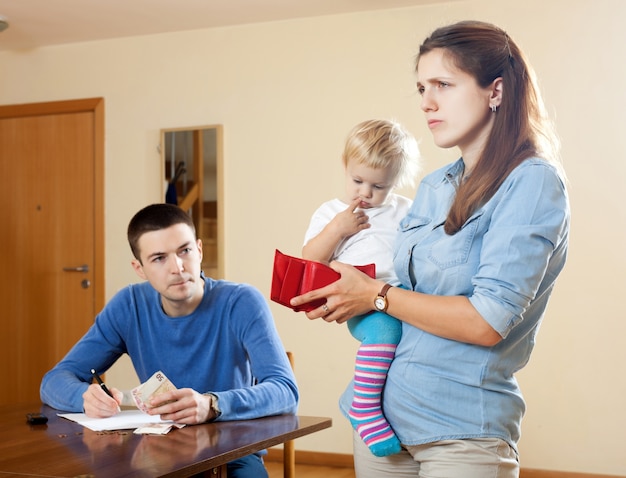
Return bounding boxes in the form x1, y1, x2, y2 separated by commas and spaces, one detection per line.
342, 119, 420, 189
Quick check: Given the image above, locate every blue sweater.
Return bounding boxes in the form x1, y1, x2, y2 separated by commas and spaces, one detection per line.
41, 276, 298, 420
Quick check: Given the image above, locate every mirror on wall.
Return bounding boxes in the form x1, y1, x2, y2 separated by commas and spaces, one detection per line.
161, 125, 223, 279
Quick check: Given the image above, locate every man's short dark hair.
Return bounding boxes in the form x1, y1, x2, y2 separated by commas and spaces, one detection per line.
127, 203, 196, 261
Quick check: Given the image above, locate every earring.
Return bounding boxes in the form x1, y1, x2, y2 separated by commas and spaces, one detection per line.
490, 104, 497, 113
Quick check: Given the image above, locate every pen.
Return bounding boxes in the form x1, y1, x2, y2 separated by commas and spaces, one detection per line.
90, 368, 114, 398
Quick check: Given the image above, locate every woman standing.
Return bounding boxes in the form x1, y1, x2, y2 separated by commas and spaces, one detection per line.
291, 20, 570, 478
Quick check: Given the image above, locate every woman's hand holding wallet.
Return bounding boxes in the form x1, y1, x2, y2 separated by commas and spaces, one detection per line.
270, 249, 375, 314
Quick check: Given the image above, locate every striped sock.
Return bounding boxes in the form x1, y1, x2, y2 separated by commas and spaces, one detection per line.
348, 343, 401, 457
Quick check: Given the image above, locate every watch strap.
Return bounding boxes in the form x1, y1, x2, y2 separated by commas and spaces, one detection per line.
378, 283, 392, 299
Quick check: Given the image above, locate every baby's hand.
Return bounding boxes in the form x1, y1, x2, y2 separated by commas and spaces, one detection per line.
332, 198, 370, 239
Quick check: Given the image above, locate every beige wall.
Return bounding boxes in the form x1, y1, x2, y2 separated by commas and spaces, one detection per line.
1, 0, 624, 475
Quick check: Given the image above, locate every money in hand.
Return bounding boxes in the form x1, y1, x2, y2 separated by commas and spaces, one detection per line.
131, 370, 177, 413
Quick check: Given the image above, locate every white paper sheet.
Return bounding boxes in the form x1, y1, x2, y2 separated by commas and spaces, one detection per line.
58, 410, 174, 431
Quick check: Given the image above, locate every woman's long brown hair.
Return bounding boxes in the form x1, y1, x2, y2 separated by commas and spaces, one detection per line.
417, 21, 561, 234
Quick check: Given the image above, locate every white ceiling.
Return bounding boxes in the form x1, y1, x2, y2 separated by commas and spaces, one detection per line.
0, 0, 451, 52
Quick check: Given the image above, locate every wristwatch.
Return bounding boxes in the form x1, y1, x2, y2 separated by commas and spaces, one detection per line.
205, 393, 222, 422
374, 283, 392, 312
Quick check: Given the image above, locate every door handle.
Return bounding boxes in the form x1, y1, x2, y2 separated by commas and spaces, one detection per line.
63, 264, 89, 273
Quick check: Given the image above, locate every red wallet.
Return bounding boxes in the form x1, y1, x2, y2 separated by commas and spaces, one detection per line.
270, 249, 376, 312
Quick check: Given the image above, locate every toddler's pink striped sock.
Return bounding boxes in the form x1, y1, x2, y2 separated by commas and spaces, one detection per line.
348, 343, 401, 457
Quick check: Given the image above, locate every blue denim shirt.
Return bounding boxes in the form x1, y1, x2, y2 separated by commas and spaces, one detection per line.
339, 157, 569, 452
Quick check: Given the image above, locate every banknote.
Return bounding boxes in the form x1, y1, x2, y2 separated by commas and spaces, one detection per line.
131, 370, 177, 413
133, 422, 185, 435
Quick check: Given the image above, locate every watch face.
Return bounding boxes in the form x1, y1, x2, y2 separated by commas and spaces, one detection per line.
375, 297, 386, 310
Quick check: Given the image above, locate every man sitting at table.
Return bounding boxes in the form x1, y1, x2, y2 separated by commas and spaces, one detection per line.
40, 203, 298, 478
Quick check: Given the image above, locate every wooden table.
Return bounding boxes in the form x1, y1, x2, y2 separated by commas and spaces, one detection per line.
0, 403, 331, 477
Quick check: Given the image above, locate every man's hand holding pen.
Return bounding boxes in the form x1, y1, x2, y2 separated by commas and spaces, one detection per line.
82, 371, 123, 418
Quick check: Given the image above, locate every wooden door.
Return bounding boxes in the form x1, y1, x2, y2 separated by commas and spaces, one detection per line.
0, 98, 104, 405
